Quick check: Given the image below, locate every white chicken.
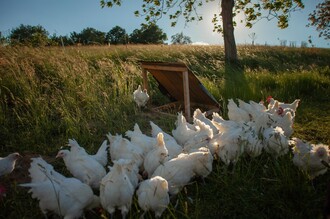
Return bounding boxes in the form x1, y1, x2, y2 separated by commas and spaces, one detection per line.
212, 112, 241, 133
133, 85, 149, 108
292, 138, 330, 179
242, 124, 264, 158
262, 126, 289, 157
267, 98, 300, 123
249, 100, 267, 112
212, 125, 245, 165
68, 138, 109, 167
136, 176, 170, 218
20, 157, 100, 219
267, 96, 300, 113
270, 100, 296, 119
237, 101, 294, 138
106, 133, 144, 168
144, 133, 170, 177
252, 111, 274, 131
0, 152, 21, 176
227, 98, 251, 122
280, 99, 300, 113
100, 160, 135, 219
213, 116, 264, 158
125, 123, 155, 156
272, 111, 294, 137
150, 121, 182, 158
152, 148, 213, 195
172, 112, 198, 146
190, 147, 214, 179
182, 119, 214, 154
112, 159, 140, 189
150, 121, 176, 141
237, 99, 267, 121
251, 107, 294, 138
56, 149, 106, 189
193, 109, 219, 134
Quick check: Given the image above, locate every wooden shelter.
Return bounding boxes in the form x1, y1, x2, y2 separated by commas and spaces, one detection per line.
140, 61, 220, 120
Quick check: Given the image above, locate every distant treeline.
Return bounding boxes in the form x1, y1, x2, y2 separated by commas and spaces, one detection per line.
0, 23, 189, 47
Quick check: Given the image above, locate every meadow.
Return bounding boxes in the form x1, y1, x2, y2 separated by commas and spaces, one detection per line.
0, 44, 329, 218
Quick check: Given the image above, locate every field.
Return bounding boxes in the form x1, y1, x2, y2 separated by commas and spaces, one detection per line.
0, 44, 330, 218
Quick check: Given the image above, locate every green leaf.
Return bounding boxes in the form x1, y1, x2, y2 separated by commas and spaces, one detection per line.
154, 0, 160, 6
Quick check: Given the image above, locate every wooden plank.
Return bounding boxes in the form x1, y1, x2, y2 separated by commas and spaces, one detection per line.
188, 73, 215, 106
182, 70, 191, 120
139, 61, 220, 120
151, 68, 218, 107
141, 64, 187, 72
152, 70, 184, 100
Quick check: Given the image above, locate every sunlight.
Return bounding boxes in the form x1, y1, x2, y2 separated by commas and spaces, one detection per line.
233, 12, 252, 44
201, 1, 221, 33
197, 1, 250, 44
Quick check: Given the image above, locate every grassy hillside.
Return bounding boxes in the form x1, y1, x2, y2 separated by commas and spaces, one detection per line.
0, 45, 330, 218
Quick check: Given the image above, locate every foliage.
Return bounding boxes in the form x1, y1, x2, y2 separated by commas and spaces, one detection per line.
101, 0, 306, 62
171, 32, 192, 45
78, 27, 106, 45
5, 23, 170, 46
233, 0, 304, 29
308, 0, 330, 40
0, 45, 330, 218
129, 23, 167, 44
106, 25, 128, 44
100, 0, 304, 32
9, 24, 49, 47
49, 34, 74, 46
70, 31, 82, 44
0, 31, 8, 45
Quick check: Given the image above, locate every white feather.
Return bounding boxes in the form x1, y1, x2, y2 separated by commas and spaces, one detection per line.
56, 149, 106, 189
133, 85, 149, 108
144, 133, 170, 177
20, 157, 99, 219
292, 138, 330, 179
136, 176, 170, 218
0, 152, 21, 176
100, 160, 135, 218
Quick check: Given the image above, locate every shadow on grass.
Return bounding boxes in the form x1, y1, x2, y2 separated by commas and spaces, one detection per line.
221, 63, 254, 111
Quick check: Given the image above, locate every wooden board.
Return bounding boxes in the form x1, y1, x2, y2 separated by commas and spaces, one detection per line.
140, 61, 220, 119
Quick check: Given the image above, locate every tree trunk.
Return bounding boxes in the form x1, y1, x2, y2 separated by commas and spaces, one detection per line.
221, 0, 238, 63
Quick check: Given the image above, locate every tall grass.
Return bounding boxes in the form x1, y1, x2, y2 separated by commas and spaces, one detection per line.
0, 45, 329, 218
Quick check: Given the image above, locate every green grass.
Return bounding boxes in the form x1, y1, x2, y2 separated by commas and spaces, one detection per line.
0, 45, 330, 218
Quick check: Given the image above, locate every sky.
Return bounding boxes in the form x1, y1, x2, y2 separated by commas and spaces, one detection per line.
0, 0, 329, 48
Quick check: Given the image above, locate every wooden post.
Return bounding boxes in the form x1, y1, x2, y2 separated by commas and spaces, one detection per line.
142, 69, 148, 91
182, 70, 191, 120
142, 68, 150, 105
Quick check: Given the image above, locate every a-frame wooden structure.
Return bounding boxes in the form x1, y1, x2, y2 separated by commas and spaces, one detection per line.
140, 61, 220, 120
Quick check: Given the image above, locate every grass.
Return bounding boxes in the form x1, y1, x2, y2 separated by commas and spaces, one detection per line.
0, 44, 330, 218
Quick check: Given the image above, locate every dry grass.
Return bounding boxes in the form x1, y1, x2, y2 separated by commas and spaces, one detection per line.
0, 44, 329, 218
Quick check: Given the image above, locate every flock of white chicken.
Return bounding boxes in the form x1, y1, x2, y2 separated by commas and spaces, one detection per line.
1, 89, 329, 219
